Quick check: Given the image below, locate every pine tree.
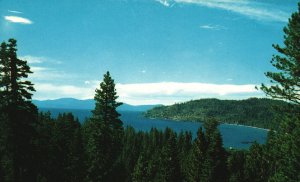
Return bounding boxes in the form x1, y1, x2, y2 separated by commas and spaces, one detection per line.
0, 42, 9, 104
202, 118, 227, 182
260, 3, 300, 104
92, 71, 122, 129
259, 3, 300, 181
83, 71, 123, 181
178, 131, 192, 181
93, 71, 123, 161
0, 39, 37, 181
120, 127, 143, 181
227, 150, 246, 182
35, 112, 56, 181
132, 152, 149, 182
1, 39, 35, 103
51, 113, 84, 182
156, 128, 181, 182
187, 127, 207, 182
82, 119, 109, 182
244, 143, 269, 182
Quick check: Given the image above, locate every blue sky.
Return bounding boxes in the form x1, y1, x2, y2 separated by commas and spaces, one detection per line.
0, 0, 299, 105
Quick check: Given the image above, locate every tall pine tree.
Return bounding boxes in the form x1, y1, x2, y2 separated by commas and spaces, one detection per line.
260, 3, 300, 104
83, 71, 123, 181
187, 127, 206, 182
259, 2, 300, 181
0, 39, 37, 181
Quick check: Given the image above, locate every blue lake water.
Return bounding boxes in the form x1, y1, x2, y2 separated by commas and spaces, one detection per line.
39, 108, 268, 149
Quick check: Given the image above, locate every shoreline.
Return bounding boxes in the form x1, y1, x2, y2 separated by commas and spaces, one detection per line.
145, 116, 270, 131
223, 123, 270, 131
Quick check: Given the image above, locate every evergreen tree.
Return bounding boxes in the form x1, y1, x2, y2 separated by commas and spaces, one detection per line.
92, 71, 123, 129
259, 3, 300, 181
202, 118, 227, 182
186, 118, 227, 182
82, 119, 109, 182
0, 39, 37, 181
83, 71, 123, 181
244, 143, 269, 182
0, 42, 9, 104
227, 150, 246, 182
93, 71, 123, 159
186, 127, 206, 182
120, 127, 143, 181
52, 113, 84, 182
132, 152, 149, 182
0, 39, 35, 103
158, 129, 181, 182
35, 112, 56, 181
177, 131, 192, 181
260, 3, 300, 104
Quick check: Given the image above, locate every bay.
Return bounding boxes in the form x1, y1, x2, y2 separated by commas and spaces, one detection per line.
39, 108, 268, 149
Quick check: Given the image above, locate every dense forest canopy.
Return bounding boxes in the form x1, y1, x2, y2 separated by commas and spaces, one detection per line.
145, 98, 290, 129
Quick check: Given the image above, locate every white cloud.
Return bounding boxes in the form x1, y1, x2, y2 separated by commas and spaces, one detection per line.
117, 82, 262, 105
159, 0, 289, 22
34, 83, 94, 100
33, 82, 263, 105
117, 82, 258, 96
30, 69, 73, 81
19, 55, 67, 81
20, 55, 62, 65
4, 16, 33, 24
20, 55, 45, 64
156, 0, 171, 7
200, 24, 227, 30
8, 10, 23, 14
31, 66, 49, 72
200, 25, 214, 29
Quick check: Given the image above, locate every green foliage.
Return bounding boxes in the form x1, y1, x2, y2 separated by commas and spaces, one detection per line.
84, 71, 123, 181
3, 6, 300, 179
260, 3, 300, 104
227, 150, 246, 182
119, 127, 144, 181
185, 118, 227, 182
259, 3, 300, 182
0, 39, 38, 181
244, 143, 269, 182
186, 127, 206, 182
34, 112, 56, 181
145, 98, 288, 129
0, 39, 35, 103
82, 119, 111, 181
53, 113, 84, 182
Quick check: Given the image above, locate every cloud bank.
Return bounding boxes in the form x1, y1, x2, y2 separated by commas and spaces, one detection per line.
4, 16, 33, 24
33, 82, 262, 105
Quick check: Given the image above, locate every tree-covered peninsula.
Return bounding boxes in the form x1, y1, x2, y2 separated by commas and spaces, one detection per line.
145, 98, 290, 129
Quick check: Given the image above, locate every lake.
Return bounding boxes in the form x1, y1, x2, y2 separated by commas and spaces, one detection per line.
39, 108, 268, 149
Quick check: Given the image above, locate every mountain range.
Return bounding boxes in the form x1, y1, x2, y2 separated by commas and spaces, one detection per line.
33, 98, 160, 112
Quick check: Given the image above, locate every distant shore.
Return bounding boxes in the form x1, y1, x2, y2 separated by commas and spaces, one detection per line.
146, 116, 271, 131
224, 123, 270, 131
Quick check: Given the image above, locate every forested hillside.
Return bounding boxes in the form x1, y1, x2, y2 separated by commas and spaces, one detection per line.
145, 98, 291, 129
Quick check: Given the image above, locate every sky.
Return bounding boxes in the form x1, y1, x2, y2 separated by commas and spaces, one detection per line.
0, 0, 299, 105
